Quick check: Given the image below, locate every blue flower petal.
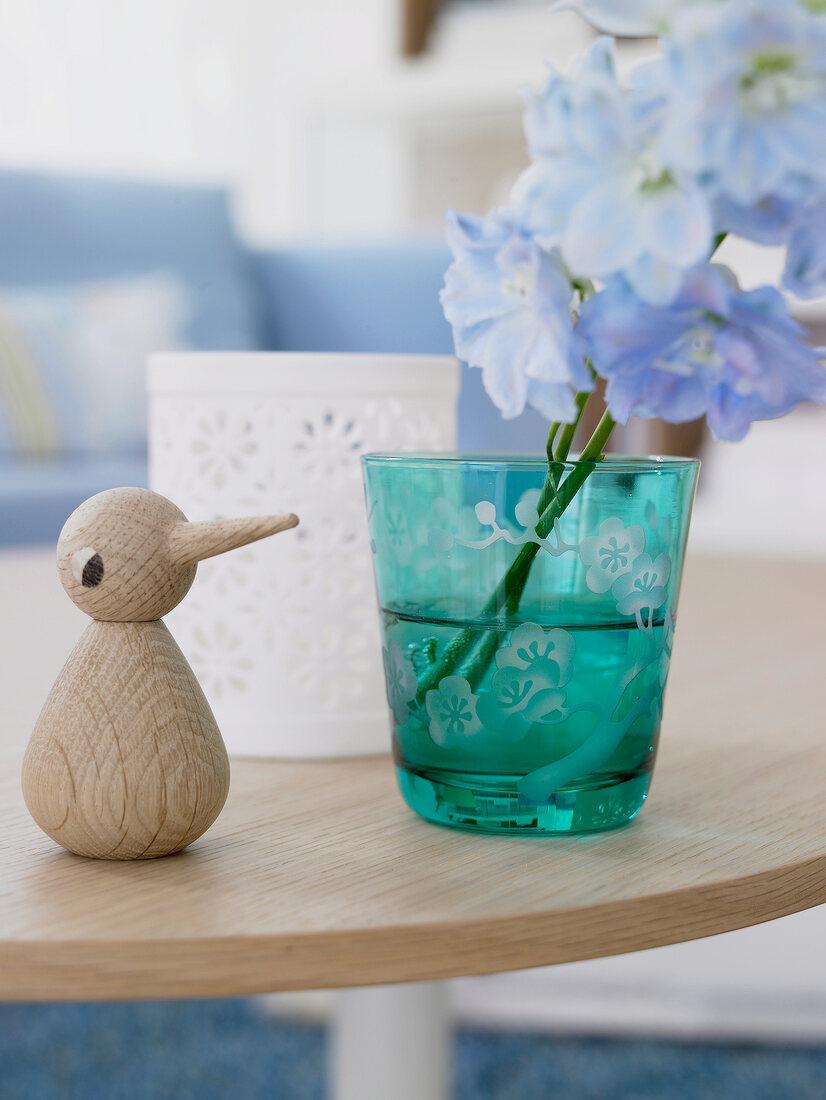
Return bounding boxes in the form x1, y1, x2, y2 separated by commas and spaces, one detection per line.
714, 194, 798, 245
783, 199, 826, 299
625, 254, 684, 307
664, 1, 826, 212
579, 264, 826, 440
562, 177, 643, 277
639, 185, 712, 266
441, 208, 587, 423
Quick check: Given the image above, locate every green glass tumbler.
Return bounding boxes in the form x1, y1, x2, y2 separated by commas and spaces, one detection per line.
363, 453, 699, 835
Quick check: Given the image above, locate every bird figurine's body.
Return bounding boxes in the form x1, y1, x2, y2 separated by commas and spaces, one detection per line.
22, 487, 298, 860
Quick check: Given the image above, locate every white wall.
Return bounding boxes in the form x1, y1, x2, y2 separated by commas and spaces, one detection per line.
231, 0, 404, 243
234, 1, 593, 242
0, 0, 590, 242
0, 0, 411, 240
0, 0, 242, 181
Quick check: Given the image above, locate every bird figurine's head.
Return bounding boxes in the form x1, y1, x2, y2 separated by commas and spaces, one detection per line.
57, 487, 299, 621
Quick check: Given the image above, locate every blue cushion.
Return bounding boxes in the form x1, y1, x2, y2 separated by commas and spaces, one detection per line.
0, 273, 190, 459
250, 242, 552, 454
0, 454, 148, 547
0, 170, 260, 351
0, 170, 261, 546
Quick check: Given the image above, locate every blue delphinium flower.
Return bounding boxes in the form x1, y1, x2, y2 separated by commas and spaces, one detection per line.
714, 193, 800, 245
783, 198, 826, 298
577, 264, 826, 440
663, 1, 826, 216
514, 38, 712, 306
440, 208, 592, 421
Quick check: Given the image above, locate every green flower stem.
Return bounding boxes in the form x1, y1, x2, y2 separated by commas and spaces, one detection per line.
465, 409, 576, 690
500, 406, 615, 616
543, 389, 591, 518
546, 421, 561, 463
416, 407, 616, 704
464, 628, 501, 691
553, 390, 590, 463
505, 387, 591, 618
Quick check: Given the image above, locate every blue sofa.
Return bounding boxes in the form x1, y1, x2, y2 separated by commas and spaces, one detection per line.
0, 170, 551, 546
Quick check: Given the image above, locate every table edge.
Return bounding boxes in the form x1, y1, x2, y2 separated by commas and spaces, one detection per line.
2, 852, 824, 1001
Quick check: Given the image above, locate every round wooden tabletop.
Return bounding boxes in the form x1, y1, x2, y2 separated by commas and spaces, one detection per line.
1, 555, 825, 1002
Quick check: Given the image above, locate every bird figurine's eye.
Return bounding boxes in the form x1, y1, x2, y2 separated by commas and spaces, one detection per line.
71, 547, 104, 588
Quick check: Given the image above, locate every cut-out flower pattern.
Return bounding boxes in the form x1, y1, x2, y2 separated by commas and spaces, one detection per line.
374, 488, 429, 569
496, 621, 574, 682
362, 400, 452, 453
378, 497, 680, 763
187, 620, 253, 700
477, 623, 573, 739
477, 668, 567, 741
384, 500, 412, 563
383, 639, 417, 726
293, 410, 363, 483
427, 496, 489, 555
425, 676, 484, 747
154, 390, 457, 734
612, 552, 671, 622
288, 623, 371, 706
195, 549, 257, 604
579, 517, 645, 593
190, 409, 260, 492
290, 520, 371, 603
428, 491, 577, 558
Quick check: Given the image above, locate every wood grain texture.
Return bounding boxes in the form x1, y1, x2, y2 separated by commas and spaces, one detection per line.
22, 620, 230, 860
168, 513, 299, 569
55, 488, 196, 623
22, 487, 299, 860
55, 487, 299, 622
3, 555, 826, 1000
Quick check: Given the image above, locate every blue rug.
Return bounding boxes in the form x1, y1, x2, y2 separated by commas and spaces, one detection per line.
0, 999, 825, 1099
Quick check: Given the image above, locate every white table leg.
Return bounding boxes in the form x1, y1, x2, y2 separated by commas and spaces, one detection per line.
331, 982, 450, 1100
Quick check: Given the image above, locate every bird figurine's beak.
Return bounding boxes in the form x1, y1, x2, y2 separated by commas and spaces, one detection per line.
168, 513, 299, 568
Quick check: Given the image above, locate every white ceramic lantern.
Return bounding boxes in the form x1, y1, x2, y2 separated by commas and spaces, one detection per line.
148, 352, 459, 757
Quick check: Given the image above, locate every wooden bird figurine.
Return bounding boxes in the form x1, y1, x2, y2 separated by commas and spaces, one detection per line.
21, 487, 298, 860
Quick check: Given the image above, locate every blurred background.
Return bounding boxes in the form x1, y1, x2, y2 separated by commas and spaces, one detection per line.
0, 0, 822, 554
0, 1, 824, 1097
